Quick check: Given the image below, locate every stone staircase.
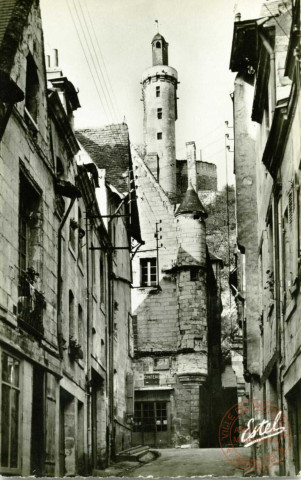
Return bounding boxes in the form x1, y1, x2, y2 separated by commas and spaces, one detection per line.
116, 444, 156, 463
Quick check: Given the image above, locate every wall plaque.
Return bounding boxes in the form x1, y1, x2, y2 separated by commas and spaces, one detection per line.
144, 373, 160, 385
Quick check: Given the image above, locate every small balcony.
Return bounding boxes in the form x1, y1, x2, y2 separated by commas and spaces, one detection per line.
69, 337, 83, 361
18, 269, 45, 338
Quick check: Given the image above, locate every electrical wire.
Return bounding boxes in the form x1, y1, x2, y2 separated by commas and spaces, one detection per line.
83, 0, 121, 120
67, 0, 129, 152
264, 3, 290, 38
280, 1, 292, 17
71, 0, 115, 124
77, 0, 120, 124
202, 147, 225, 160
176, 122, 224, 154
67, 0, 132, 174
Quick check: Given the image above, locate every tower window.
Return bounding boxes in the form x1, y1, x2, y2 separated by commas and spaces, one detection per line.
157, 132, 162, 140
190, 268, 198, 281
156, 41, 161, 48
140, 258, 157, 287
157, 108, 162, 119
156, 86, 160, 97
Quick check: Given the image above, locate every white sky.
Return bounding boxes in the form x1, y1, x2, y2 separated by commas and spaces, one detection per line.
40, 0, 263, 188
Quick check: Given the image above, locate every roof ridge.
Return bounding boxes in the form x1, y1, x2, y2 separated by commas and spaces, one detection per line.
76, 122, 128, 132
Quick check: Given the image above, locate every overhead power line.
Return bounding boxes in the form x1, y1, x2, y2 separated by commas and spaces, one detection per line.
66, 0, 130, 163
83, 0, 121, 120
264, 3, 290, 38
177, 123, 224, 154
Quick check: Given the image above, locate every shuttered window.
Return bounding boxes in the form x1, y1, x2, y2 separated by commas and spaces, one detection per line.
0, 351, 20, 473
44, 373, 57, 476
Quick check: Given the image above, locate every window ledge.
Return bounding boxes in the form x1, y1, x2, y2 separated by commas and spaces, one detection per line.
77, 258, 84, 276
136, 285, 160, 292
285, 297, 297, 322
289, 276, 299, 297
92, 291, 98, 303
24, 107, 39, 133
68, 243, 77, 260
267, 300, 275, 319
76, 358, 84, 370
0, 307, 18, 329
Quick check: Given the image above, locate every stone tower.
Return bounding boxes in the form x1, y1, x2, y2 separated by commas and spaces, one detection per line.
175, 186, 208, 357
131, 33, 224, 449
142, 33, 178, 199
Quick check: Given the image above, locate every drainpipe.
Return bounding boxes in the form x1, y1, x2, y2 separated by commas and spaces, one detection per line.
57, 185, 81, 357
107, 248, 115, 461
259, 30, 276, 115
108, 213, 117, 461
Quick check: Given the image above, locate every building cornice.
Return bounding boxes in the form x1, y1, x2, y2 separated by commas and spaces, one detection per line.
262, 94, 294, 178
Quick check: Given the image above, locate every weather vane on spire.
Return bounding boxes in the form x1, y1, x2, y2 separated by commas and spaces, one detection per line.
155, 20, 159, 32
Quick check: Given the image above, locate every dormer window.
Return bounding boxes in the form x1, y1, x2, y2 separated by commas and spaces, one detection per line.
25, 54, 39, 124
156, 41, 161, 48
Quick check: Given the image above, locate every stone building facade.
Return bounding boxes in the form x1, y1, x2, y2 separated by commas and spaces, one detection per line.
230, 0, 301, 475
76, 124, 143, 457
131, 33, 242, 448
0, 0, 139, 475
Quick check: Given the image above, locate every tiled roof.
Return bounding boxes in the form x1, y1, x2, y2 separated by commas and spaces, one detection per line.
260, 1, 280, 17
76, 124, 143, 244
0, 0, 17, 47
0, 0, 34, 74
152, 33, 166, 43
175, 186, 207, 218
76, 124, 130, 194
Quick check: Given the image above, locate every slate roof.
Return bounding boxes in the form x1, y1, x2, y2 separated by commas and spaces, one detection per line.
76, 124, 130, 194
175, 186, 207, 218
76, 124, 143, 243
152, 33, 166, 43
0, 0, 17, 47
0, 0, 34, 75
260, 1, 280, 17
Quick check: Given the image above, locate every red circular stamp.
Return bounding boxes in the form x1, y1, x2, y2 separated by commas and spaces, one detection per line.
218, 399, 291, 472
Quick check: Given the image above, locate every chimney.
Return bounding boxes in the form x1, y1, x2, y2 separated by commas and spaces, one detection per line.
46, 49, 63, 80
235, 12, 241, 22
52, 48, 59, 68
186, 141, 197, 191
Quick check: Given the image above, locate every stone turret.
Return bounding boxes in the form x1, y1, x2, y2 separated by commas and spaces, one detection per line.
151, 33, 169, 65
142, 33, 178, 200
175, 185, 208, 354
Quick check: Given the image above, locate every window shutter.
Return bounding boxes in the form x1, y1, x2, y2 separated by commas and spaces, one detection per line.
126, 372, 134, 418
44, 373, 57, 475
288, 189, 294, 224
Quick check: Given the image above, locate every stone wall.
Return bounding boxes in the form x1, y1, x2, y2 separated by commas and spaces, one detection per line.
131, 146, 222, 447
177, 160, 217, 199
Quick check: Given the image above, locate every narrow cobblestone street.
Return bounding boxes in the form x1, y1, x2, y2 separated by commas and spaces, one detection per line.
126, 447, 251, 477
